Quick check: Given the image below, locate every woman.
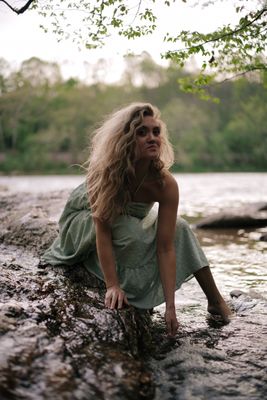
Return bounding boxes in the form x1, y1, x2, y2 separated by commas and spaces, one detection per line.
43, 102, 232, 336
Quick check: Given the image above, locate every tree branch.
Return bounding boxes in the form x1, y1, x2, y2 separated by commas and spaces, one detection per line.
200, 7, 267, 46
130, 0, 142, 25
0, 0, 35, 15
168, 7, 267, 54
205, 66, 267, 89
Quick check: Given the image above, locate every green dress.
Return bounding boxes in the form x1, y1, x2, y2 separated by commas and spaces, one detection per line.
43, 182, 208, 309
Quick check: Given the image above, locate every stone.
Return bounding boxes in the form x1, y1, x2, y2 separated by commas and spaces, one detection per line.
259, 233, 267, 241
0, 190, 155, 399
195, 203, 267, 229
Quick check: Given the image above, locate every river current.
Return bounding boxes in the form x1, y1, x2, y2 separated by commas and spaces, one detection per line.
0, 173, 266, 399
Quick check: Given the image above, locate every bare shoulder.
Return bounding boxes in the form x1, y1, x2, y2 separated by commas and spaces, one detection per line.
159, 170, 179, 204
139, 169, 179, 204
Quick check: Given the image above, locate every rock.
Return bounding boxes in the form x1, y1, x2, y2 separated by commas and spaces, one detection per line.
0, 191, 156, 399
1, 189, 267, 400
229, 290, 261, 314
230, 290, 245, 298
1, 208, 59, 255
196, 213, 267, 229
0, 258, 155, 399
259, 233, 267, 241
0, 191, 68, 255
195, 202, 267, 229
258, 203, 267, 211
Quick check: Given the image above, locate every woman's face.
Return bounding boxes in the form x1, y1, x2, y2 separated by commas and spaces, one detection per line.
134, 116, 161, 162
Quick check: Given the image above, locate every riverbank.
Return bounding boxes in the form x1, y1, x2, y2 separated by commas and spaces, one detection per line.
0, 176, 266, 399
1, 165, 266, 175
0, 188, 156, 399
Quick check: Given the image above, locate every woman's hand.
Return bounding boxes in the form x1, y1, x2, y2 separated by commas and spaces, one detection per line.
165, 306, 179, 337
105, 285, 129, 309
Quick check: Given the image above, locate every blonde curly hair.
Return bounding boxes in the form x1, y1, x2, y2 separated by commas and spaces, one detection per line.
86, 102, 174, 221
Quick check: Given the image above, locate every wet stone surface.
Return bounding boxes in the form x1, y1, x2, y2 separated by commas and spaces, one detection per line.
0, 244, 155, 400
0, 189, 266, 400
150, 293, 267, 400
0, 191, 155, 400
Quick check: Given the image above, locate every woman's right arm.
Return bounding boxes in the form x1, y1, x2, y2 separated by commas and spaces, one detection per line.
94, 218, 129, 309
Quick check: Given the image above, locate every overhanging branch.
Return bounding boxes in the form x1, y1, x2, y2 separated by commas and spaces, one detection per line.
0, 0, 35, 15
167, 7, 267, 55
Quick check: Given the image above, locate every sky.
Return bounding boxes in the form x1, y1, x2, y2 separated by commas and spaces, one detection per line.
0, 0, 242, 83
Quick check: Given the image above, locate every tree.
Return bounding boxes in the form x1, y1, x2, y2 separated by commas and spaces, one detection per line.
1, 55, 266, 172
19, 57, 62, 87
122, 52, 166, 88
2, 0, 266, 96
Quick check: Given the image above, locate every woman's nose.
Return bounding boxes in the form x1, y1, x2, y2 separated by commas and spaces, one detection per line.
146, 131, 155, 141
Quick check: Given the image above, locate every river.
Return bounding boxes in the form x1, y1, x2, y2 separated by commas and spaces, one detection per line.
0, 173, 266, 399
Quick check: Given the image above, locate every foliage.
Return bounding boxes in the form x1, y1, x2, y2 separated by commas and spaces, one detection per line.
165, 2, 267, 86
0, 56, 266, 174
2, 1, 266, 97
31, 0, 267, 95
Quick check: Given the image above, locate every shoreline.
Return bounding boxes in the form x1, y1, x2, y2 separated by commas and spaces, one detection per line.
0, 184, 266, 399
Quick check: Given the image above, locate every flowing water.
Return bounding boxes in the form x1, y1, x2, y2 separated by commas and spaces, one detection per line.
0, 173, 266, 399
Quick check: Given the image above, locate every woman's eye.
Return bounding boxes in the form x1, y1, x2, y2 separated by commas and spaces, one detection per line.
153, 128, 160, 136
136, 127, 147, 136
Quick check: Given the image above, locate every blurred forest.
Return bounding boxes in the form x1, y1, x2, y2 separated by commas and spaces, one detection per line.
0, 54, 266, 174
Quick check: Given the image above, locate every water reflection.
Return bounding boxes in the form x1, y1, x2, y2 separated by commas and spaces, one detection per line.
177, 172, 267, 217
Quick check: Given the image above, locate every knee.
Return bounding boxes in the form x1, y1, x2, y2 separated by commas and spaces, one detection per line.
176, 217, 193, 240
177, 217, 190, 230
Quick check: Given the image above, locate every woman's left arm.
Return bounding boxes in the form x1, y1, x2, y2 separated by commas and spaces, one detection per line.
157, 174, 179, 336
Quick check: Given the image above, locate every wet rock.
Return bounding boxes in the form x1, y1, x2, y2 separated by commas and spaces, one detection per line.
229, 290, 263, 314
149, 287, 267, 400
258, 203, 267, 211
1, 189, 266, 400
1, 208, 59, 255
0, 191, 65, 256
230, 290, 245, 298
0, 253, 155, 400
0, 191, 155, 399
195, 202, 267, 229
259, 233, 267, 241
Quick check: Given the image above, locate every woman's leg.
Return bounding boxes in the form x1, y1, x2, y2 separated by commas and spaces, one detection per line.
194, 266, 232, 322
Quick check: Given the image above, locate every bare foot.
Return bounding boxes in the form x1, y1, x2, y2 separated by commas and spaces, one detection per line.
208, 299, 233, 323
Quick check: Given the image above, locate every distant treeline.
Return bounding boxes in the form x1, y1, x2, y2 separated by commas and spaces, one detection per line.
0, 55, 266, 174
